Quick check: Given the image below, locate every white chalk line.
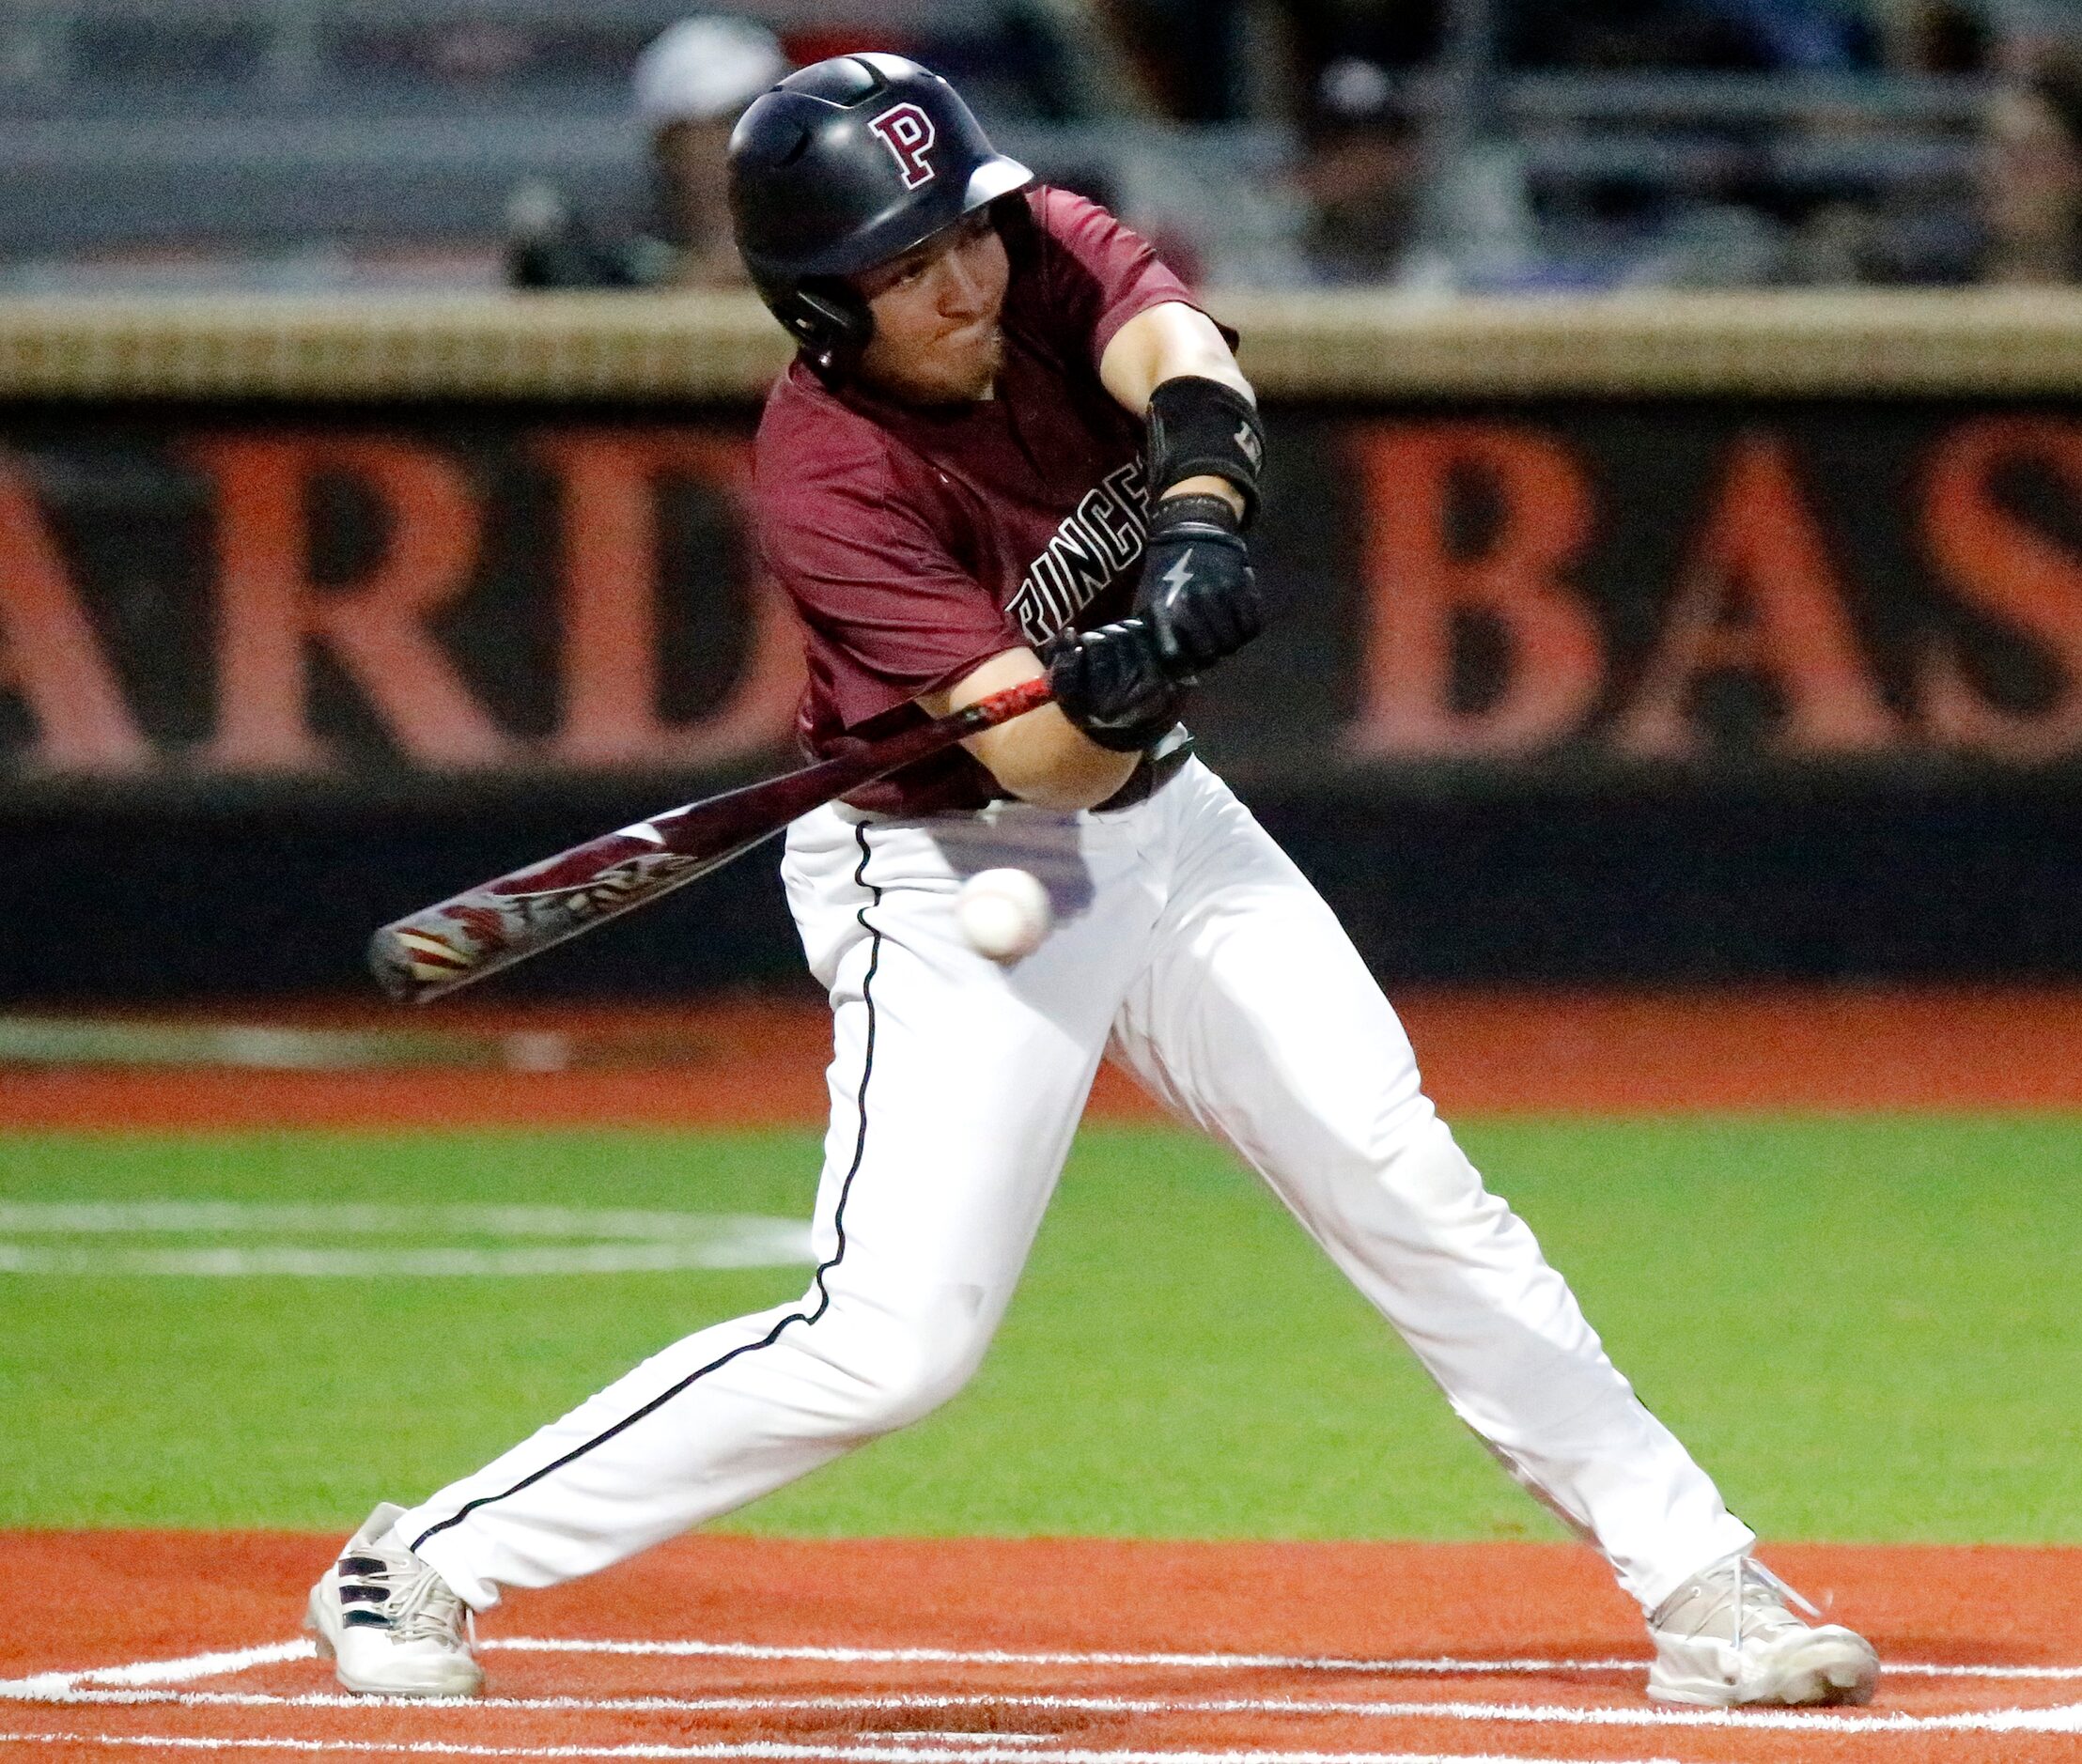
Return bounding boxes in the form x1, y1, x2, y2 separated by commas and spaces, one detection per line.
9, 1636, 2081, 1701
0, 1203, 785, 1240
6, 1634, 2079, 1700
0, 1202, 814, 1277
479, 1638, 2082, 1681
0, 1638, 316, 1697
5, 1635, 2079, 1744
0, 1738, 1691, 1764
10, 1684, 2082, 1735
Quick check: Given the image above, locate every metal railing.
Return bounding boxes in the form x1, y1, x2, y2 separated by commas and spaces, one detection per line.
0, 0, 2015, 288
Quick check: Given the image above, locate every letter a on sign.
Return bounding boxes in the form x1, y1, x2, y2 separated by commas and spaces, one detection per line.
869, 102, 937, 188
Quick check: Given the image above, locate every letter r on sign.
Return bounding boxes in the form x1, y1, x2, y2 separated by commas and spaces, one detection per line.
869, 102, 937, 189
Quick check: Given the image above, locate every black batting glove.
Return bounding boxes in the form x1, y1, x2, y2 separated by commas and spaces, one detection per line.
1045, 619, 1185, 752
1136, 492, 1263, 673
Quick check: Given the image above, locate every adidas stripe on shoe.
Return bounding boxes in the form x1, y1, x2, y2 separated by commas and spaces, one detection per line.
304, 1502, 484, 1698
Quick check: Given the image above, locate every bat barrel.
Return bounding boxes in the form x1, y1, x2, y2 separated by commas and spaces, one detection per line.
369, 828, 771, 1004
365, 674, 1056, 1003
368, 900, 549, 1006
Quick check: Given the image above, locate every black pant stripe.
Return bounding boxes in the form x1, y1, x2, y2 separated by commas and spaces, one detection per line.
409, 822, 887, 1558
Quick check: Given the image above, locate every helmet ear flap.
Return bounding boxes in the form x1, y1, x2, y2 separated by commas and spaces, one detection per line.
783, 281, 874, 377
988, 192, 1037, 256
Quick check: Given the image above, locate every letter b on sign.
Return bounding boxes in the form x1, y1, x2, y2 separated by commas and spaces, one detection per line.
869, 102, 937, 189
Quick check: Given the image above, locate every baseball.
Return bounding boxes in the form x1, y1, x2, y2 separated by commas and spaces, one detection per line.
956, 867, 1052, 963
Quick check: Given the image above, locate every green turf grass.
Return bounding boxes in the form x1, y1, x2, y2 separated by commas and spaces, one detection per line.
0, 1119, 2074, 1540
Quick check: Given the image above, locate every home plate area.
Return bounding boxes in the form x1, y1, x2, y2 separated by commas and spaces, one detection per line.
1, 1537, 2077, 1764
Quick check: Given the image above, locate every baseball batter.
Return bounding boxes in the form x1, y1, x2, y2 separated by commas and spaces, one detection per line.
308, 54, 1879, 1711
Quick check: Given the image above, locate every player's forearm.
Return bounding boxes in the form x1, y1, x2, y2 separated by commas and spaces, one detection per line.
1097, 302, 1253, 418
980, 711, 1142, 810
921, 649, 1141, 811
1101, 302, 1263, 548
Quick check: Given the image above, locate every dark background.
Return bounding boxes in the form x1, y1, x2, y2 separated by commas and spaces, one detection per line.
5, 395, 2079, 998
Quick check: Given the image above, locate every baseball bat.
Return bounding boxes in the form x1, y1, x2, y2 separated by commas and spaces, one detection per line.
368, 675, 1055, 1004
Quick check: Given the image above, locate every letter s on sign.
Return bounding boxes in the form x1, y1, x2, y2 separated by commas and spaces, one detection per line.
868, 102, 937, 189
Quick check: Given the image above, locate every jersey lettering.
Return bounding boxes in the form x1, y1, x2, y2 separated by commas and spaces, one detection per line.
1016, 552, 1081, 640
869, 103, 938, 190
1080, 463, 1146, 569
1007, 461, 1148, 642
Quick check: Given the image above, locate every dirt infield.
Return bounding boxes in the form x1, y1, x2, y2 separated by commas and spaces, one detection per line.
7, 993, 2074, 1760
8, 987, 2082, 1130
1, 1534, 2076, 1763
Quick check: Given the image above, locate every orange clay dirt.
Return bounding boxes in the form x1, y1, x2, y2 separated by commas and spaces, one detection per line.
0, 1534, 2077, 1763
3, 989, 2079, 1760
8, 986, 2082, 1129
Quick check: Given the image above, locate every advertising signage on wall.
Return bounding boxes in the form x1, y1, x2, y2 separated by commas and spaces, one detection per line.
3, 402, 2081, 798
1328, 410, 2082, 773
0, 422, 799, 788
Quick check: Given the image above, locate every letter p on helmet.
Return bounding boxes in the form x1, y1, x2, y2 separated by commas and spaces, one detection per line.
869, 102, 937, 188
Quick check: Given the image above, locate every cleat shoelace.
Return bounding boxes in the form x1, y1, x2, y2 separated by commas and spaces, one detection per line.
1688, 1555, 1821, 1650
1729, 1555, 1819, 1649
1654, 1553, 1823, 1653
336, 1550, 474, 1652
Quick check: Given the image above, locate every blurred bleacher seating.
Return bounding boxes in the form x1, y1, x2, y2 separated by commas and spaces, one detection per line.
0, 0, 2076, 291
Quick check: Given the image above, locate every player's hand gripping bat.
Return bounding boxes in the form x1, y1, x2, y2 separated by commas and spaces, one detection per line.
368, 676, 1054, 1003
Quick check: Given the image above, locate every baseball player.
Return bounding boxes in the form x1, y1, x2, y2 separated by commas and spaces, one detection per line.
308, 54, 1879, 1711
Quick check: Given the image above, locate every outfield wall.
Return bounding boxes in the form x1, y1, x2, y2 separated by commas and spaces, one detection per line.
4, 292, 2080, 996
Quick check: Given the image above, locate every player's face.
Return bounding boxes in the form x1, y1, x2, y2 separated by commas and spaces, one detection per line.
853, 209, 1009, 405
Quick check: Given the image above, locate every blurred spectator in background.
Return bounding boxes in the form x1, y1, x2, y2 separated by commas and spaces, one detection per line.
1291, 55, 1422, 283
1880, 1, 1996, 74
1980, 50, 2082, 282
1095, 0, 1254, 122
506, 14, 785, 290
1764, 2, 1992, 284
1701, 0, 1882, 70
1280, 5, 1441, 284
1098, 0, 1441, 123
1780, 16, 2082, 286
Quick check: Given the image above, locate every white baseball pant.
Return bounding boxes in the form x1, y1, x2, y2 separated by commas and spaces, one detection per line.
394, 759, 1753, 1613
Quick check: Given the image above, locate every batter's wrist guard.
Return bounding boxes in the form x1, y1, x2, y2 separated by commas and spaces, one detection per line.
1145, 376, 1266, 526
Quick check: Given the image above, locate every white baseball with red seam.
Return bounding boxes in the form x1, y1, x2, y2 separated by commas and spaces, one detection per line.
955, 867, 1052, 962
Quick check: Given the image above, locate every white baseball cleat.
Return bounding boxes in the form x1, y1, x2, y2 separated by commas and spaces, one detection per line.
304, 1502, 484, 1698
1646, 1552, 1878, 1707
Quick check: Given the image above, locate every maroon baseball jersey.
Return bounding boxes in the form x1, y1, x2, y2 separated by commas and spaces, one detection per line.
752, 185, 1215, 815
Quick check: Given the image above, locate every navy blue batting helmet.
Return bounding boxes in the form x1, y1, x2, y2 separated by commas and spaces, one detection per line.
728, 54, 1032, 372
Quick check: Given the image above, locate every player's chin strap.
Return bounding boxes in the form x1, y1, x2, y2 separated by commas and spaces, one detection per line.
1144, 375, 1266, 528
